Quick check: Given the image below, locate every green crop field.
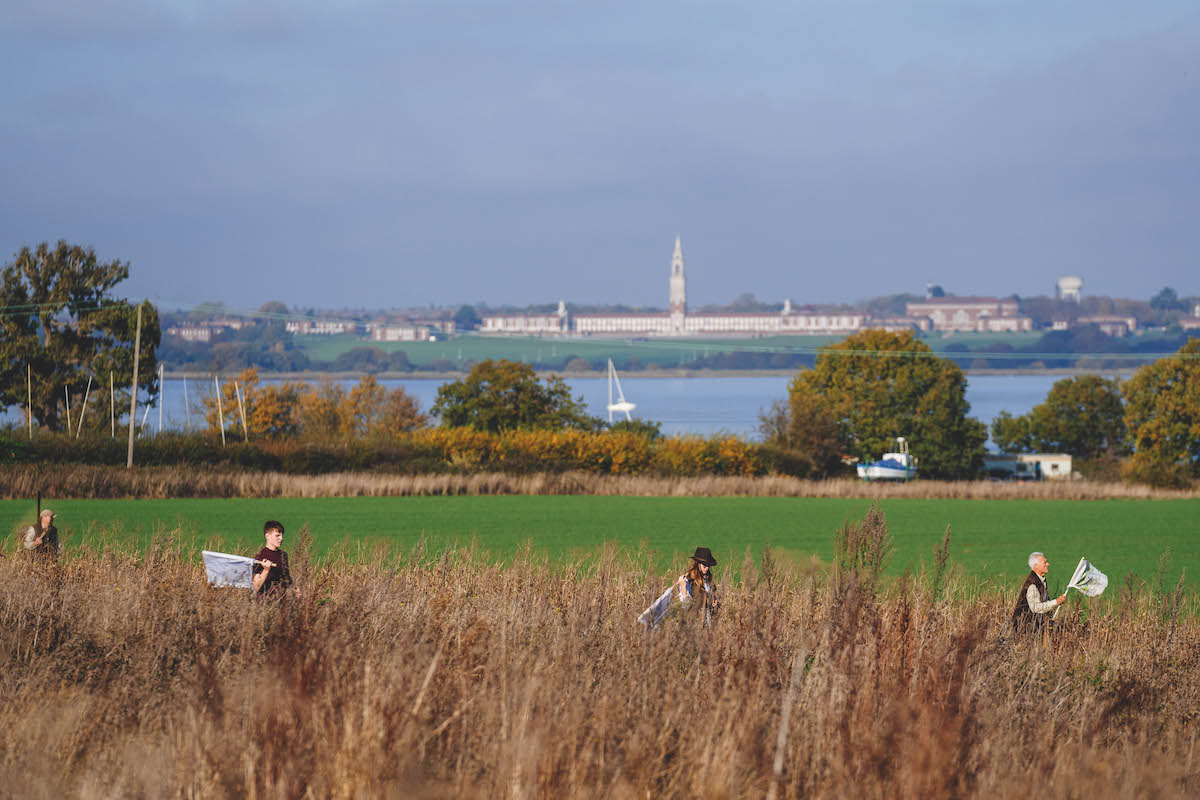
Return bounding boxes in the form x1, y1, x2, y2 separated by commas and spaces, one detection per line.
292, 330, 1189, 371
294, 332, 844, 368
3, 496, 1194, 590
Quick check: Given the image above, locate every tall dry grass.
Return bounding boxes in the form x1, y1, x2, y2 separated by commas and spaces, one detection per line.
1, 513, 1197, 798
2, 464, 1197, 500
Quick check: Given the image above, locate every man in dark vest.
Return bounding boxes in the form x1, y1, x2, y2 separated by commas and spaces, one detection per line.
22, 509, 61, 559
1011, 551, 1066, 633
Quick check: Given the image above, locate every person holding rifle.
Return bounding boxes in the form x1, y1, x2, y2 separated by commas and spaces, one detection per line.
23, 509, 61, 559
252, 520, 300, 599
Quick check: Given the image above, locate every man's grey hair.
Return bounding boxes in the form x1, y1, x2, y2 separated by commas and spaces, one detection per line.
1028, 552, 1045, 570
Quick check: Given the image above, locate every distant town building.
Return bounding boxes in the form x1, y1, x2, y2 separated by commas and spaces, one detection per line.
482, 300, 569, 334
410, 318, 456, 334
482, 241, 875, 338
864, 316, 932, 333
905, 297, 1033, 333
286, 320, 359, 335
165, 325, 214, 343
368, 324, 431, 342
1056, 276, 1083, 302
1077, 315, 1138, 338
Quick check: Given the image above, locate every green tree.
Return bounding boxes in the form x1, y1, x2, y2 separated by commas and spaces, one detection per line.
990, 410, 1034, 453
432, 359, 599, 432
1122, 338, 1200, 486
993, 376, 1127, 459
1028, 375, 1126, 458
0, 241, 159, 432
454, 304, 481, 331
787, 329, 987, 479
1150, 286, 1184, 312
786, 389, 845, 477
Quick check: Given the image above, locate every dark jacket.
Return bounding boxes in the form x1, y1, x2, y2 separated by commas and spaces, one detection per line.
1011, 570, 1049, 632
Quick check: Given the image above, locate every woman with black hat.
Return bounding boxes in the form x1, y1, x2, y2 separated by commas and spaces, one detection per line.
638, 546, 721, 628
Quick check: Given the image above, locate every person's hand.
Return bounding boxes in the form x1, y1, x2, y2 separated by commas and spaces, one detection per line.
33, 537, 43, 546
1056, 594, 1067, 605
259, 559, 274, 569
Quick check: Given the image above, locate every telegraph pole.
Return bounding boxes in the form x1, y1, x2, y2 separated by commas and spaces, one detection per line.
127, 303, 142, 468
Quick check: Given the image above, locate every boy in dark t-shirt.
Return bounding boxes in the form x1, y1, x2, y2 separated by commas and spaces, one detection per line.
252, 520, 299, 598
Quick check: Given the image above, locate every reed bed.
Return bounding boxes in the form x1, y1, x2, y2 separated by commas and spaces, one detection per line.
1, 513, 1197, 798
2, 464, 1196, 501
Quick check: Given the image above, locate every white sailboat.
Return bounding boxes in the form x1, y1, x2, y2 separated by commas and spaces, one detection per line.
606, 359, 636, 423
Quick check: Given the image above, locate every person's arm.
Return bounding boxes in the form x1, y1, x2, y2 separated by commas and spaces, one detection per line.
252, 561, 270, 592
677, 575, 692, 606
23, 527, 40, 549
1027, 584, 1065, 614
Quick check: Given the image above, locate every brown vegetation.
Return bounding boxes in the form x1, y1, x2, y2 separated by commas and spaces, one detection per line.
2, 464, 1198, 501
1, 512, 1197, 798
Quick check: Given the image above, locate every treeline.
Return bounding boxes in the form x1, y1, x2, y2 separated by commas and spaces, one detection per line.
0, 428, 805, 478
942, 326, 1198, 370
761, 332, 1200, 488
989, 338, 1200, 487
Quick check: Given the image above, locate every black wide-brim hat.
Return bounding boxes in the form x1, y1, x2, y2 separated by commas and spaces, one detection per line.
690, 547, 717, 566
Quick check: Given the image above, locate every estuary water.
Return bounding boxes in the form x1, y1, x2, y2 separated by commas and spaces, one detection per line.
62, 373, 1063, 443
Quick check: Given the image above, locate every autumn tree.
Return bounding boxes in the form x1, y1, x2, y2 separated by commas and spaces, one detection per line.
345, 375, 427, 437
202, 367, 302, 439
298, 380, 350, 438
432, 359, 599, 433
296, 377, 426, 439
0, 242, 159, 431
787, 330, 987, 479
1122, 338, 1200, 486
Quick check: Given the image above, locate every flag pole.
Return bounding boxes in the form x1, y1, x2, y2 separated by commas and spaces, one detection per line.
215, 375, 226, 446
76, 374, 93, 438
1053, 557, 1087, 621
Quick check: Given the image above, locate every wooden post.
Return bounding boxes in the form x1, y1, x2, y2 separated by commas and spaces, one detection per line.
76, 375, 93, 439
158, 363, 164, 434
64, 385, 72, 437
27, 364, 33, 440
234, 381, 249, 441
215, 375, 226, 446
127, 303, 142, 468
110, 372, 115, 438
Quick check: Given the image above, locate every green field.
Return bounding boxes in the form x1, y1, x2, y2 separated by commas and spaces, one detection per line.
294, 332, 843, 368
4, 496, 1195, 590
294, 330, 1192, 371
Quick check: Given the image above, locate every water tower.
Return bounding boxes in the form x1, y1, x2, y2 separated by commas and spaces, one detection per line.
1056, 276, 1083, 302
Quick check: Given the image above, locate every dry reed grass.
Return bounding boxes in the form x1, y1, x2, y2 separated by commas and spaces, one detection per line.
1, 512, 1197, 798
2, 464, 1196, 500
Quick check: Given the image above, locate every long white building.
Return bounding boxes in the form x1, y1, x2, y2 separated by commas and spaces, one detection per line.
481, 239, 895, 337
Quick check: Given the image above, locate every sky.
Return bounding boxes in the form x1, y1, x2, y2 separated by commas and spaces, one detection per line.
2, 1, 1198, 311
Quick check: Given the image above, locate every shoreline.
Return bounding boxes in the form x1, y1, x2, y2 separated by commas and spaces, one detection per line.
164, 366, 1142, 381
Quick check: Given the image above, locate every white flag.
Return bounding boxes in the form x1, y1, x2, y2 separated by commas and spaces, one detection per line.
202, 550, 257, 589
1068, 558, 1108, 598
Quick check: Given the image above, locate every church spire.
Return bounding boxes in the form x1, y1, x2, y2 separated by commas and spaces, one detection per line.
669, 236, 686, 333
